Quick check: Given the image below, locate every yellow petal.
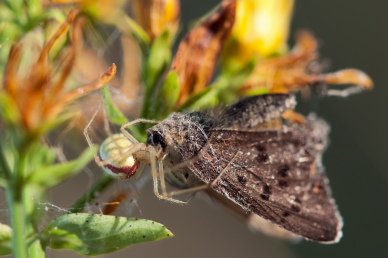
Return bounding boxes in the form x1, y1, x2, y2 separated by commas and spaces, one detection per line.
132, 0, 180, 40
232, 0, 294, 58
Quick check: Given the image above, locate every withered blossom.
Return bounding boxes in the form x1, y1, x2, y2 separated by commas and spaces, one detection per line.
241, 31, 373, 96
171, 0, 236, 105
132, 0, 180, 40
1, 10, 116, 134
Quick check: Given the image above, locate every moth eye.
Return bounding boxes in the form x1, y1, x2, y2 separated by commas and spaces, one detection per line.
278, 180, 288, 189
237, 175, 247, 184
277, 164, 290, 177
147, 131, 167, 149
99, 134, 139, 179
291, 205, 301, 213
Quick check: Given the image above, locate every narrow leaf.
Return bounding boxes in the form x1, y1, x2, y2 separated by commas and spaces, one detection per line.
0, 223, 12, 255
29, 146, 97, 189
179, 87, 216, 111
144, 30, 172, 91
124, 15, 151, 45
156, 70, 180, 118
41, 213, 174, 256
102, 86, 129, 126
102, 86, 143, 140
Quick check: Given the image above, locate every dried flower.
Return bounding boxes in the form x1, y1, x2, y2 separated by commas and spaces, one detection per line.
241, 31, 373, 95
1, 10, 116, 134
171, 0, 236, 105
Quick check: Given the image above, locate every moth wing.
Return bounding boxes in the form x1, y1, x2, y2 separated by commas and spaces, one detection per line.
184, 116, 342, 242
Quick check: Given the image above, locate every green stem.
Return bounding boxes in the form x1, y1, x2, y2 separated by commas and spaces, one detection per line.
8, 145, 29, 258
6, 135, 39, 258
6, 188, 27, 258
24, 186, 45, 257
70, 175, 114, 213
0, 144, 11, 181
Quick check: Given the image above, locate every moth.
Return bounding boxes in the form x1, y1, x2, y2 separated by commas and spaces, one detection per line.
87, 94, 343, 243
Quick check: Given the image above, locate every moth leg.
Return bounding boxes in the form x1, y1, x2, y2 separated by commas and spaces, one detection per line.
148, 147, 188, 204
166, 184, 209, 197
281, 110, 307, 124
324, 69, 373, 97
211, 151, 240, 187
326, 86, 365, 97
159, 152, 211, 199
166, 184, 209, 198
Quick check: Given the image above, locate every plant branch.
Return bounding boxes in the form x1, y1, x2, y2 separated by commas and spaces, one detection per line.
70, 175, 114, 213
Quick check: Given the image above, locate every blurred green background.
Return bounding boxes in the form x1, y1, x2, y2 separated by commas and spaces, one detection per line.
42, 0, 388, 257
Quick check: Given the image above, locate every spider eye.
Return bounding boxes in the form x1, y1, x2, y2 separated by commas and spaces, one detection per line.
147, 131, 167, 149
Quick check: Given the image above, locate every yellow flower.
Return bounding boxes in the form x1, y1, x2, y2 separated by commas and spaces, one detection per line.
51, 0, 126, 22
236, 0, 293, 56
131, 0, 180, 40
223, 0, 294, 69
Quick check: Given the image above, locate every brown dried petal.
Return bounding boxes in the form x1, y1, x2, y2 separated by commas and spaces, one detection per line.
172, 0, 236, 105
242, 31, 373, 95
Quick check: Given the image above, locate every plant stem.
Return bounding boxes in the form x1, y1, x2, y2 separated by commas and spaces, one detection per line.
0, 145, 11, 182
6, 188, 27, 258
6, 137, 36, 258
70, 175, 114, 213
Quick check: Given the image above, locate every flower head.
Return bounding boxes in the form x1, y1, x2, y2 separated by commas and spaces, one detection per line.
223, 0, 294, 70
1, 10, 116, 135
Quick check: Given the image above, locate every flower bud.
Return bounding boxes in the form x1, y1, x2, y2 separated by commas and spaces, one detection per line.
132, 0, 180, 40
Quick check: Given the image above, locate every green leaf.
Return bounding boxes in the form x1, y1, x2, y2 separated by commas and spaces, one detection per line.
224, 56, 258, 91
29, 146, 97, 189
101, 86, 144, 140
155, 70, 180, 118
41, 213, 174, 256
179, 87, 218, 111
123, 15, 151, 46
244, 88, 271, 96
37, 111, 76, 136
181, 56, 258, 110
144, 30, 172, 92
102, 86, 129, 125
0, 223, 12, 256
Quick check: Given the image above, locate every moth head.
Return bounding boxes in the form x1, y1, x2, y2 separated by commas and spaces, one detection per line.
146, 130, 167, 149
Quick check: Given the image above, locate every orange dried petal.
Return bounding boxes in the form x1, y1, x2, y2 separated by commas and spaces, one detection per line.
172, 0, 236, 104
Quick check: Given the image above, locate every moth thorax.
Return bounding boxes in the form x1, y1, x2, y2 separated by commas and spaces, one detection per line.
99, 133, 139, 179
